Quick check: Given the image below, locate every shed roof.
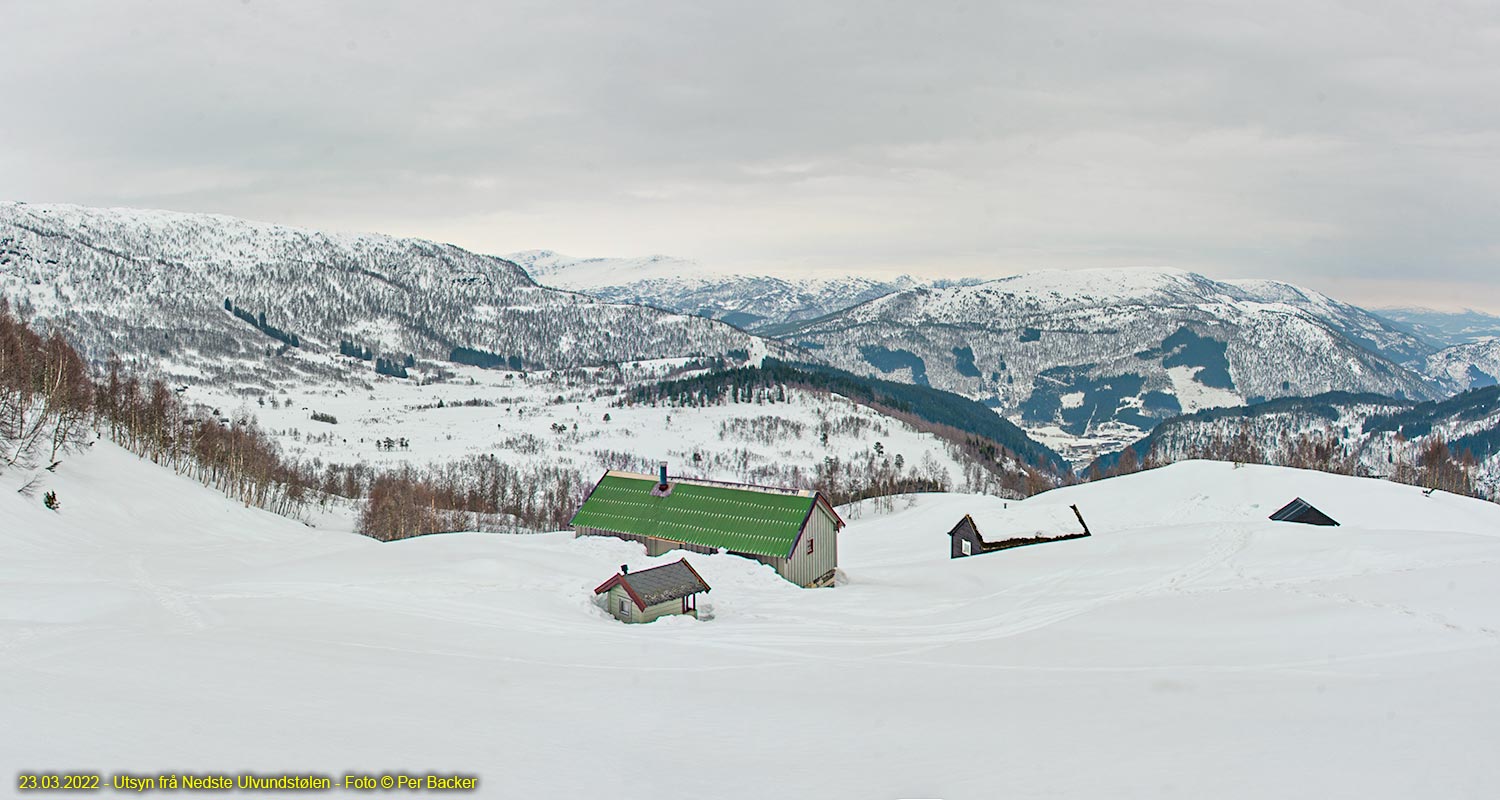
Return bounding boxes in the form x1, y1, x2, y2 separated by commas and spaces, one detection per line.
594, 559, 711, 610
1269, 497, 1340, 526
954, 500, 1090, 544
570, 471, 842, 558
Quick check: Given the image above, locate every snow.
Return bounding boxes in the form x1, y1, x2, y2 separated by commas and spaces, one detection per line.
1, 202, 779, 385
959, 494, 1086, 539
5, 447, 1500, 798
503, 250, 724, 289
789, 265, 1439, 464
503, 249, 916, 332
1427, 338, 1500, 390
1165, 364, 1243, 413
181, 354, 977, 503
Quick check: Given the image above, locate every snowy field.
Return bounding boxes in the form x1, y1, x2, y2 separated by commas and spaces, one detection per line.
5, 445, 1500, 798
180, 352, 983, 498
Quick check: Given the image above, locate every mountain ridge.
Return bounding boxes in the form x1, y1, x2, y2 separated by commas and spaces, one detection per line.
507, 248, 920, 331
776, 267, 1442, 461
0, 202, 781, 383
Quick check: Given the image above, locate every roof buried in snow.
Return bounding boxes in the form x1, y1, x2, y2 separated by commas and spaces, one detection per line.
570, 471, 844, 558
594, 559, 711, 611
961, 503, 1091, 544
946, 499, 1093, 557
1269, 497, 1340, 526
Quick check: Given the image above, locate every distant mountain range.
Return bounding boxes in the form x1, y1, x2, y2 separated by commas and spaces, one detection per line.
505, 249, 920, 332
5, 203, 1490, 467
0, 204, 778, 387
774, 268, 1443, 461
516, 253, 1466, 462
1374, 307, 1500, 348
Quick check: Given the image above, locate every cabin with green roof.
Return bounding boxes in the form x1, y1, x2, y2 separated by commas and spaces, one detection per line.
570, 465, 844, 588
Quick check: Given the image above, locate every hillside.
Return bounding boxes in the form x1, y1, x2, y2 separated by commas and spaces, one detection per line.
508, 249, 915, 331
1425, 338, 1500, 390
1100, 388, 1500, 498
6, 445, 1500, 798
175, 351, 1029, 521
1375, 307, 1500, 347
0, 203, 776, 383
780, 268, 1441, 461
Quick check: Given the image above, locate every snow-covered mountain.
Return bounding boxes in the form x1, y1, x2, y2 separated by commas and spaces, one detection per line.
0, 204, 778, 383
1101, 387, 1500, 497
1425, 338, 1500, 390
1224, 279, 1435, 365
778, 268, 1442, 462
1375, 306, 1500, 347
506, 249, 916, 331
10, 441, 1500, 798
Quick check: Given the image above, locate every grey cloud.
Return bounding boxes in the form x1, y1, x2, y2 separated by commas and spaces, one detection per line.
3, 0, 1499, 309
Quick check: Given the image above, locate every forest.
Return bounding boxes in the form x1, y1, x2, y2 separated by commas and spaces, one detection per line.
628, 358, 1067, 474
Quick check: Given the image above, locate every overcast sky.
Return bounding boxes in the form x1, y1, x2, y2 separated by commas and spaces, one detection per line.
4, 1, 1500, 310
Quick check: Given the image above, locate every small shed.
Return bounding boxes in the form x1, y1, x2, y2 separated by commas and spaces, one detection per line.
594, 559, 711, 624
948, 502, 1091, 558
1269, 497, 1339, 526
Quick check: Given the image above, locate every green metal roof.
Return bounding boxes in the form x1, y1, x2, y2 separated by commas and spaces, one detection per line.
570, 472, 819, 558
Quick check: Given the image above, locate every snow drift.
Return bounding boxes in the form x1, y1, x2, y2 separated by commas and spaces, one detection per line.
5, 445, 1500, 799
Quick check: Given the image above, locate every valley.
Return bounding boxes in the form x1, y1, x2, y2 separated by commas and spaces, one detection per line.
9, 5, 1500, 798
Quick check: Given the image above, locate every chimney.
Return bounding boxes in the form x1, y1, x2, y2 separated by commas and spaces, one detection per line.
621, 564, 629, 575
658, 461, 669, 489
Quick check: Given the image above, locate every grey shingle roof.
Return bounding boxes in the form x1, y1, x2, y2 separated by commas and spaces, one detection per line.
597, 559, 711, 608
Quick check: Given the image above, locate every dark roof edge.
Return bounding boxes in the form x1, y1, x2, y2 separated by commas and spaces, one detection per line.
675, 558, 712, 593
569, 471, 611, 529
593, 573, 649, 610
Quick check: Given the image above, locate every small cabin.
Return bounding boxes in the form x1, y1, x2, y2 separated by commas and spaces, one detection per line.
572, 464, 844, 588
948, 501, 1091, 558
594, 559, 711, 624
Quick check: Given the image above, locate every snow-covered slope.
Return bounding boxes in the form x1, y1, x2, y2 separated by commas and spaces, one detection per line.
7, 448, 1500, 798
782, 268, 1440, 461
1426, 338, 1500, 390
1376, 306, 1500, 348
182, 354, 1015, 518
0, 204, 776, 380
1226, 278, 1434, 364
1103, 388, 1500, 497
506, 249, 711, 288
507, 249, 915, 331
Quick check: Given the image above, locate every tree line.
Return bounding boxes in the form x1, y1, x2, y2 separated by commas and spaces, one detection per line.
1096, 419, 1486, 499
450, 345, 524, 371
627, 358, 1068, 477
2, 299, 592, 537
225, 298, 301, 348
1, 298, 92, 471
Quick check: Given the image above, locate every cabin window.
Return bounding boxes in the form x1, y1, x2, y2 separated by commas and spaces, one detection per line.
619, 598, 631, 618
807, 537, 815, 556
961, 539, 971, 556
